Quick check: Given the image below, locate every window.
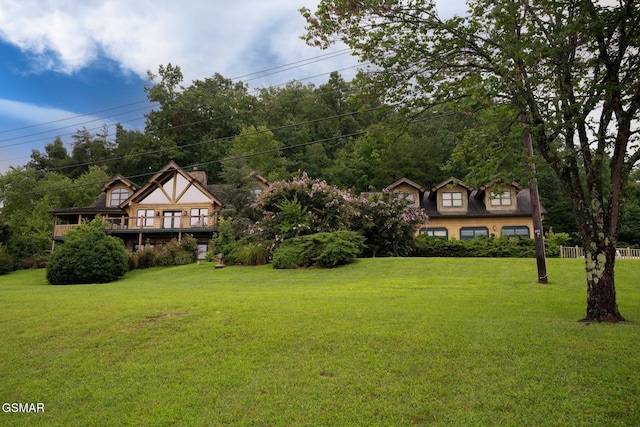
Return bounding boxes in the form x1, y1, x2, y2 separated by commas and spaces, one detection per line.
442, 192, 463, 207
136, 209, 154, 227
398, 192, 416, 207
109, 188, 129, 207
420, 227, 448, 239
190, 208, 209, 227
490, 190, 512, 206
163, 211, 182, 229
502, 226, 530, 238
460, 227, 489, 240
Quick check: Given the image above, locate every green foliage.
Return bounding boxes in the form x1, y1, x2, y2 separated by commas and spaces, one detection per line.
544, 228, 571, 257
128, 235, 198, 270
127, 244, 158, 270
0, 245, 14, 275
0, 165, 110, 267
233, 243, 269, 266
351, 192, 428, 257
413, 235, 535, 258
272, 231, 364, 269
252, 174, 354, 246
207, 217, 238, 263
46, 218, 128, 285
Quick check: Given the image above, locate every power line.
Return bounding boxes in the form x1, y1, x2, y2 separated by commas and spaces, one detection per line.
0, 48, 356, 140
1, 62, 368, 163
1, 110, 460, 199
43, 104, 386, 173
0, 99, 153, 136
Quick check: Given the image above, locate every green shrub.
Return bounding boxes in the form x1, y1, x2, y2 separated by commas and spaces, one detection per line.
234, 243, 269, 266
413, 235, 535, 258
544, 228, 571, 257
155, 238, 197, 267
46, 218, 128, 285
128, 235, 198, 270
127, 244, 158, 270
0, 246, 14, 275
271, 244, 307, 269
207, 217, 238, 264
272, 231, 364, 269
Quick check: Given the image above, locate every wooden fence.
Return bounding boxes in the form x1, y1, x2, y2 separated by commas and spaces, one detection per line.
560, 246, 640, 259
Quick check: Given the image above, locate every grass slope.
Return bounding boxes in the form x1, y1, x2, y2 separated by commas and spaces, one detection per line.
1, 258, 639, 426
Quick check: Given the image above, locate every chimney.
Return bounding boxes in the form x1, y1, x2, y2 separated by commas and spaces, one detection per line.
189, 170, 207, 186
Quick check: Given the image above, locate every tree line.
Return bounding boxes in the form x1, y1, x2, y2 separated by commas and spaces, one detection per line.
1, 63, 639, 273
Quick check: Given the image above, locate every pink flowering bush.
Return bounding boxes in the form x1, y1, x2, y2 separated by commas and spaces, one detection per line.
252, 173, 355, 245
351, 191, 429, 257
252, 174, 428, 259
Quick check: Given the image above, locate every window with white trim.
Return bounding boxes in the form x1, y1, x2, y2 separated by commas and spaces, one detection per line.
490, 190, 512, 206
442, 191, 463, 207
460, 227, 489, 240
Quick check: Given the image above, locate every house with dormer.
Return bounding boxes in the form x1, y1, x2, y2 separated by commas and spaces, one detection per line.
49, 162, 228, 259
384, 176, 542, 240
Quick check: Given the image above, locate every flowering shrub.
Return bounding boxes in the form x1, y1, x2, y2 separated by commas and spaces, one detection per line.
351, 191, 429, 257
252, 175, 428, 258
252, 173, 355, 246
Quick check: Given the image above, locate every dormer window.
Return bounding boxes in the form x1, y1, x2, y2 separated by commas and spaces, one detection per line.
442, 192, 463, 207
109, 188, 129, 207
490, 191, 512, 206
398, 192, 416, 207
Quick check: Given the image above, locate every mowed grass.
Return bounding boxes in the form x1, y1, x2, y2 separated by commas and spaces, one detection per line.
1, 258, 639, 426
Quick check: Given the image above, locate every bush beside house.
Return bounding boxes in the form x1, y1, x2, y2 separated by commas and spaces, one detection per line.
128, 235, 199, 270
46, 218, 128, 285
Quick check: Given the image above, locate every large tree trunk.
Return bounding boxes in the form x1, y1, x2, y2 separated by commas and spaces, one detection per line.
583, 239, 624, 322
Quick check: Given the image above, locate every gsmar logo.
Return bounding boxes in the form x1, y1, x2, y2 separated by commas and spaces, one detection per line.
2, 403, 45, 413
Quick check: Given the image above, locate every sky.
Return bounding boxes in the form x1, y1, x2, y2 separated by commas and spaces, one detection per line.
0, 0, 468, 173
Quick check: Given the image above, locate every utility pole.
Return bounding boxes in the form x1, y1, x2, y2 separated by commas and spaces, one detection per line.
524, 129, 548, 284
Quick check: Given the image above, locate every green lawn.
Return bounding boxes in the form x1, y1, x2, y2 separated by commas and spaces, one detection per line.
1, 258, 639, 426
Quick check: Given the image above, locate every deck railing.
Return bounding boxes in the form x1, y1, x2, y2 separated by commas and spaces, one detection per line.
53, 215, 217, 237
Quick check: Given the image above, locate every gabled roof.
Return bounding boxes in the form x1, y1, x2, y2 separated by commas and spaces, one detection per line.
431, 177, 473, 192
121, 161, 223, 207
429, 177, 472, 201
475, 180, 523, 199
100, 175, 139, 193
385, 177, 426, 193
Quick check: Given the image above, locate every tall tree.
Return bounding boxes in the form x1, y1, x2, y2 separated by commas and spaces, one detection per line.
303, 0, 640, 321
145, 65, 258, 180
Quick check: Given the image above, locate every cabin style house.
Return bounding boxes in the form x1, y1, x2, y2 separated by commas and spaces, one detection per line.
49, 162, 230, 259
384, 177, 543, 240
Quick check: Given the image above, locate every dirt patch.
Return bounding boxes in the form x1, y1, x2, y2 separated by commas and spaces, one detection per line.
144, 312, 187, 323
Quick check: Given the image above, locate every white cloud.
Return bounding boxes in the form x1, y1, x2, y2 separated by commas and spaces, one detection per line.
0, 0, 382, 87
0, 98, 85, 126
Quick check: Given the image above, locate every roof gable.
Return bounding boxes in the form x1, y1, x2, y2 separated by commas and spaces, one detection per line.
101, 175, 139, 192
385, 177, 425, 193
123, 162, 222, 207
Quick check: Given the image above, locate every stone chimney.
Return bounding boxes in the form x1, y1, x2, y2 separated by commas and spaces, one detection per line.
189, 170, 207, 186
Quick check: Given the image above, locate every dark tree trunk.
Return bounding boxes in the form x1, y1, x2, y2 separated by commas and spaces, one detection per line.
582, 238, 625, 322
